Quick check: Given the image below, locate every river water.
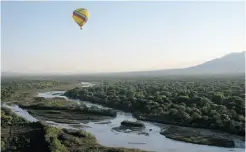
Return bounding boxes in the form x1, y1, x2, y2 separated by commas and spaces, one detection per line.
3, 83, 245, 152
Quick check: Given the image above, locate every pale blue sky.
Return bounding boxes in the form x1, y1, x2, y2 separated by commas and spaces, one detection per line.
1, 1, 245, 74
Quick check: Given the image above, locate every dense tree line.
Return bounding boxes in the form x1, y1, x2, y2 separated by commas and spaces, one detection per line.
65, 76, 245, 136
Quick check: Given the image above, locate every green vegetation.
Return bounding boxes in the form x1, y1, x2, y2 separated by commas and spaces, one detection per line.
1, 107, 49, 152
1, 79, 71, 102
121, 120, 145, 128
1, 107, 144, 152
43, 125, 145, 152
18, 97, 116, 124
1, 78, 145, 152
1, 107, 27, 126
44, 126, 68, 152
65, 76, 245, 136
160, 126, 235, 148
20, 97, 80, 110
112, 120, 146, 133
1, 75, 245, 151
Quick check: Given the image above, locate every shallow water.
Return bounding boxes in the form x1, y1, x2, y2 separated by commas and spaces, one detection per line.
3, 104, 38, 122
3, 82, 245, 152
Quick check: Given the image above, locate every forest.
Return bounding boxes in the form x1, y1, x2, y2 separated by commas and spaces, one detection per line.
64, 75, 245, 136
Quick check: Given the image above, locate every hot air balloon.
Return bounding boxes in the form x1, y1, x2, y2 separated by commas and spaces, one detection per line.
72, 8, 90, 30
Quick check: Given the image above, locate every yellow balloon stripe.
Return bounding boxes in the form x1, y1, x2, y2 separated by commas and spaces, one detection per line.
73, 11, 88, 21
73, 15, 86, 27
75, 8, 90, 19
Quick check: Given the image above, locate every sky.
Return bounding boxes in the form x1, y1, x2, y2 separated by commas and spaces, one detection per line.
1, 1, 245, 74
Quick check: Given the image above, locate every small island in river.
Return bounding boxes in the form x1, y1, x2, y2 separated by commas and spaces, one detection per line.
112, 120, 146, 133
121, 120, 145, 128
18, 97, 117, 124
160, 126, 236, 148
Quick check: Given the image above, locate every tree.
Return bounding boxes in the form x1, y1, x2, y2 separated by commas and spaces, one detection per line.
212, 92, 225, 105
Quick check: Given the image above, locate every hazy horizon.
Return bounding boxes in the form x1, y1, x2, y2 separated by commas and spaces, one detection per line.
2, 1, 245, 74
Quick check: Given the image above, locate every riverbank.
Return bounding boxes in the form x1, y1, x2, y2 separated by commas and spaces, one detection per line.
63, 81, 245, 137
135, 114, 246, 137
3, 91, 245, 152
1, 107, 48, 151
63, 87, 245, 149
137, 115, 245, 148
1, 80, 80, 105
42, 124, 145, 152
1, 107, 145, 152
51, 90, 246, 149
64, 92, 245, 136
2, 78, 245, 152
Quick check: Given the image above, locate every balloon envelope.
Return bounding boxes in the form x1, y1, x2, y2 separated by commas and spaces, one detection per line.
73, 8, 90, 29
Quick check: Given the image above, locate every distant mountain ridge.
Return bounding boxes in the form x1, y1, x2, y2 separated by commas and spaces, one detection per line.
101, 51, 245, 76
2, 51, 245, 77
186, 51, 244, 71
175, 51, 245, 75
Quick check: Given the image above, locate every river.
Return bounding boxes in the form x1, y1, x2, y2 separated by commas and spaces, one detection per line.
3, 82, 245, 152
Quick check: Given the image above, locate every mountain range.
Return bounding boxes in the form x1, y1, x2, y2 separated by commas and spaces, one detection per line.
92, 51, 245, 77
2, 51, 245, 77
